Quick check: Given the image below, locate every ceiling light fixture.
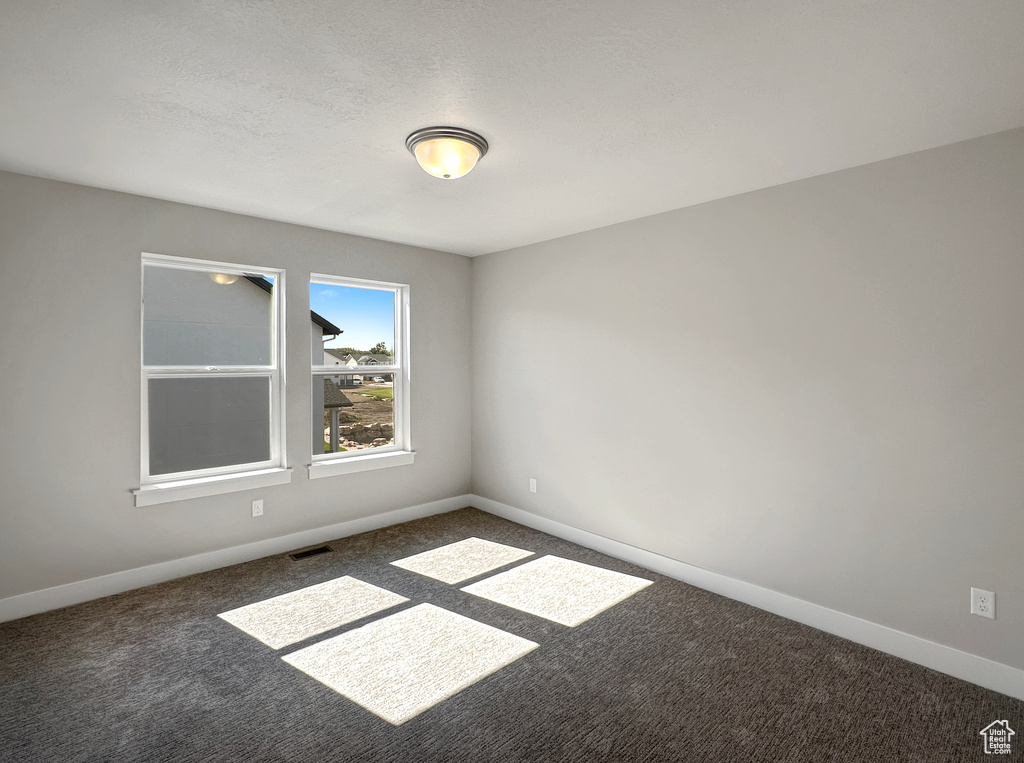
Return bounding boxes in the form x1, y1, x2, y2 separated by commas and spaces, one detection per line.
406, 127, 488, 180
209, 273, 239, 285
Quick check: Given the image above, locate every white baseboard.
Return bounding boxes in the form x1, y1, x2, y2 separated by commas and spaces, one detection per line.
470, 494, 1024, 701
7, 492, 1021, 701
0, 494, 472, 624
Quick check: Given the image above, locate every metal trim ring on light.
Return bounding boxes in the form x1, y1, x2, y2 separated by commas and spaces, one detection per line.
405, 127, 489, 159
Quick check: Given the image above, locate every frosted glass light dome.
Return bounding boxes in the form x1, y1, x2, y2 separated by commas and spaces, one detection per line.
406, 127, 489, 180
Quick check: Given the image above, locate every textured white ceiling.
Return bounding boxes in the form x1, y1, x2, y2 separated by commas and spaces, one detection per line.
2, 1, 1023, 256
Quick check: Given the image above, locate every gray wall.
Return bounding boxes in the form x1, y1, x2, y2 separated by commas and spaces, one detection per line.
3, 128, 1022, 675
0, 171, 472, 599
472, 128, 1024, 670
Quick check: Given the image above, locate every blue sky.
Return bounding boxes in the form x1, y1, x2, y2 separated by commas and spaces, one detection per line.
310, 283, 395, 352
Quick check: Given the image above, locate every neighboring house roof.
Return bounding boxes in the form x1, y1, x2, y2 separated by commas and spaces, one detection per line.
324, 348, 352, 363
323, 378, 354, 408
245, 275, 342, 335
324, 350, 394, 365
310, 311, 343, 336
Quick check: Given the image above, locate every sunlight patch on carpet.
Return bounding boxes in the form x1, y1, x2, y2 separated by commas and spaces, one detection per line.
390, 537, 534, 584
461, 555, 653, 627
217, 576, 408, 649
281, 603, 538, 725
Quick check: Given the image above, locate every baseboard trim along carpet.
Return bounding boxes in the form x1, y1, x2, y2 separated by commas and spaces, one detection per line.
0, 495, 472, 624
4, 492, 1022, 702
469, 494, 1024, 702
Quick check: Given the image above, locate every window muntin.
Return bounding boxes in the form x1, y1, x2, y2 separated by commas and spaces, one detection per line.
141, 254, 285, 485
310, 276, 408, 462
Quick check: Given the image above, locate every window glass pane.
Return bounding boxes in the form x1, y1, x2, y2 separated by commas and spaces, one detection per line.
149, 376, 270, 475
311, 282, 395, 366
144, 266, 274, 366
314, 373, 395, 455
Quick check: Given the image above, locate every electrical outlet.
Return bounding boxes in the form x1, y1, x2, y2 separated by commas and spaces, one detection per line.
251, 499, 264, 518
971, 587, 995, 619
529, 478, 537, 494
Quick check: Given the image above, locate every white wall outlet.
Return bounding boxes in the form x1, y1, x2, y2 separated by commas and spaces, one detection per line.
251, 499, 264, 518
971, 587, 995, 619
529, 478, 537, 494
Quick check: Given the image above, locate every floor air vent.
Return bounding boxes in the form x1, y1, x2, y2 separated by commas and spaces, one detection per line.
289, 545, 333, 561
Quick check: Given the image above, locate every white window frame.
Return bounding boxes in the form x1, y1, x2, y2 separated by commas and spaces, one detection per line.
134, 253, 290, 506
308, 274, 413, 479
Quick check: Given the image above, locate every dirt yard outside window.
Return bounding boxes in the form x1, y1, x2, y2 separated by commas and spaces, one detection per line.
342, 384, 394, 426
323, 383, 395, 452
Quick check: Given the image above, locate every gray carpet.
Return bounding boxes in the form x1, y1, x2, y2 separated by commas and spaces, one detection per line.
1, 508, 1020, 762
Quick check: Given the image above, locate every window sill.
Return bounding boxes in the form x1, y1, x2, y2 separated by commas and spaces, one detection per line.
307, 450, 415, 479
134, 467, 293, 507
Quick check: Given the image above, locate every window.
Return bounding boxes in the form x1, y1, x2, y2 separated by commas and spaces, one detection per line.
309, 275, 411, 477
135, 253, 288, 505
